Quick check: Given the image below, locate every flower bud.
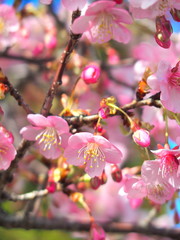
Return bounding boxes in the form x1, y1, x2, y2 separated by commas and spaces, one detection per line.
155, 16, 172, 49
81, 65, 100, 84
132, 129, 150, 147
111, 164, 122, 182
90, 223, 106, 240
90, 176, 101, 190
46, 182, 56, 193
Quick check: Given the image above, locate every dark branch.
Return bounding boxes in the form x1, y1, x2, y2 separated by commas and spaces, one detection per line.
0, 213, 179, 239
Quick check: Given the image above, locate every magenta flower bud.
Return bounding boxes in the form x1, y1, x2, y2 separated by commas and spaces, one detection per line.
132, 129, 150, 147
90, 223, 106, 240
111, 164, 122, 182
155, 16, 172, 49
81, 65, 100, 84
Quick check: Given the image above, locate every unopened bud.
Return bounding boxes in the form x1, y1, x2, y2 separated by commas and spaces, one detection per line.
46, 182, 56, 193
111, 164, 122, 182
155, 16, 172, 49
132, 129, 150, 147
100, 170, 107, 185
81, 65, 100, 84
90, 176, 101, 190
90, 223, 106, 240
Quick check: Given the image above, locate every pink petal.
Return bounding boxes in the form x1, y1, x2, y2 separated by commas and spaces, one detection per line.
141, 159, 161, 182
64, 146, 85, 166
27, 114, 50, 128
103, 146, 122, 164
110, 8, 133, 24
71, 15, 94, 34
20, 126, 42, 141
62, 0, 87, 11
47, 116, 69, 134
112, 24, 131, 44
85, 1, 115, 16
85, 157, 106, 177
36, 142, 62, 159
67, 132, 93, 149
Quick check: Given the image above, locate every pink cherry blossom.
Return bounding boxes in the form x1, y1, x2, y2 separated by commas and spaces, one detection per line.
62, 0, 87, 11
0, 4, 19, 50
0, 134, 16, 170
90, 223, 106, 240
71, 0, 133, 44
147, 61, 180, 113
129, 0, 180, 19
141, 160, 176, 204
20, 114, 70, 159
151, 147, 180, 188
64, 132, 123, 177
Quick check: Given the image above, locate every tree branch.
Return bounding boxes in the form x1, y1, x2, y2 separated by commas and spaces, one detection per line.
0, 213, 179, 239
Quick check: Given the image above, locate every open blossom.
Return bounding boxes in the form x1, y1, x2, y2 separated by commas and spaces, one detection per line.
151, 147, 180, 188
20, 114, 70, 159
129, 0, 180, 19
0, 133, 16, 170
147, 61, 180, 113
71, 0, 133, 44
0, 4, 19, 49
120, 161, 176, 204
64, 132, 123, 177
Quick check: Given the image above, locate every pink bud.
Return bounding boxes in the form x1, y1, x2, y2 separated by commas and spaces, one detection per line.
81, 65, 100, 84
90, 223, 106, 240
46, 182, 56, 193
132, 129, 150, 147
154, 16, 172, 49
98, 107, 109, 119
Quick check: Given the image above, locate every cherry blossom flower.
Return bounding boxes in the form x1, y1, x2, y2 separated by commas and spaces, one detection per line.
64, 132, 123, 177
129, 0, 180, 19
20, 114, 70, 159
71, 0, 133, 44
151, 147, 180, 188
0, 4, 19, 50
62, 0, 87, 11
0, 133, 16, 170
147, 61, 180, 113
121, 161, 175, 204
141, 159, 176, 204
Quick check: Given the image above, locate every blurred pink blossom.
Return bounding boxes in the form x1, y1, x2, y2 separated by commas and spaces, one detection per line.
64, 132, 123, 177
20, 114, 70, 159
129, 0, 180, 19
147, 61, 180, 113
71, 0, 133, 44
0, 4, 19, 50
62, 0, 87, 11
0, 133, 16, 170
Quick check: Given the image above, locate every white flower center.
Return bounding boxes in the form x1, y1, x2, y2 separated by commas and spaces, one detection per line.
78, 142, 105, 168
35, 127, 62, 151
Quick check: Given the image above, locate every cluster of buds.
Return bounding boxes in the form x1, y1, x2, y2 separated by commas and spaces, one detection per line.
154, 15, 172, 48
